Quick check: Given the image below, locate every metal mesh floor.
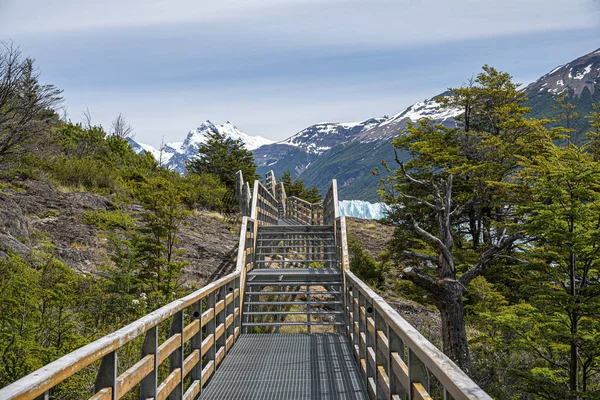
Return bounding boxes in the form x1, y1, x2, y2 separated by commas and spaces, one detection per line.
199, 334, 367, 399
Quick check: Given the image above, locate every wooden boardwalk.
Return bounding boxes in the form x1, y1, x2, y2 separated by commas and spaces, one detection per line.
199, 334, 367, 400
0, 170, 493, 400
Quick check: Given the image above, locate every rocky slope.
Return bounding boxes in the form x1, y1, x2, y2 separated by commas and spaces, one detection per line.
0, 181, 238, 287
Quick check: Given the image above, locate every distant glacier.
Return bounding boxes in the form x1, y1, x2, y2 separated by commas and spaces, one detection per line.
338, 200, 390, 220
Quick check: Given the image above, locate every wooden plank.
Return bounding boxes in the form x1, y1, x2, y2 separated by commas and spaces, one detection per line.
183, 380, 201, 400
157, 333, 181, 365
89, 388, 112, 400
183, 319, 200, 341
377, 366, 391, 399
215, 300, 225, 314
156, 368, 181, 400
215, 346, 225, 367
226, 314, 234, 329
391, 352, 409, 391
226, 334, 234, 351
201, 334, 214, 356
377, 330, 389, 353
215, 324, 225, 340
367, 347, 376, 372
116, 354, 154, 398
367, 317, 375, 333
367, 377, 377, 400
201, 361, 215, 387
183, 349, 200, 378
412, 382, 432, 400
202, 308, 214, 326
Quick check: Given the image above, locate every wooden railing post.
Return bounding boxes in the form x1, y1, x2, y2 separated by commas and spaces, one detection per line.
169, 310, 184, 400
375, 310, 387, 400
140, 326, 158, 399
216, 286, 226, 366
206, 291, 216, 372
388, 328, 407, 399
408, 348, 429, 400
95, 351, 117, 400
366, 300, 377, 397
190, 300, 203, 391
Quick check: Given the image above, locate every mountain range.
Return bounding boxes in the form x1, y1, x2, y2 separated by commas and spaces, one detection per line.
128, 120, 273, 174
130, 47, 600, 202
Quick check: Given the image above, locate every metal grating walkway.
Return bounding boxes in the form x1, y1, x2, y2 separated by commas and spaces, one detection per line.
199, 334, 368, 399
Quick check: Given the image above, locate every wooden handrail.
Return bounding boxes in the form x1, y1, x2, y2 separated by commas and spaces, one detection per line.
344, 271, 492, 400
0, 271, 240, 400
0, 216, 259, 400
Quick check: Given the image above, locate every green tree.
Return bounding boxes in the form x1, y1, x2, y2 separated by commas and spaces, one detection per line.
586, 103, 600, 160
280, 170, 321, 203
187, 130, 257, 190
377, 66, 553, 373
506, 143, 600, 398
135, 175, 190, 299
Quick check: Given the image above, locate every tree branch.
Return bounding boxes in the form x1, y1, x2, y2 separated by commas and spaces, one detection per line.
459, 233, 522, 286
402, 266, 441, 293
402, 250, 439, 263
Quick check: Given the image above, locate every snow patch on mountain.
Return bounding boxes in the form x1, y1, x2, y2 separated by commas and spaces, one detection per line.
129, 120, 274, 173
280, 117, 387, 155
526, 47, 600, 97
339, 200, 389, 220
381, 96, 460, 127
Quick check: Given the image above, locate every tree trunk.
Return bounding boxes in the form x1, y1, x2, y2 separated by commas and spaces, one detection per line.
437, 281, 471, 375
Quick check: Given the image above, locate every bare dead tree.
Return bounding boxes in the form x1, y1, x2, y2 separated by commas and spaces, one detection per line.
158, 136, 166, 168
0, 41, 63, 164
396, 159, 521, 375
110, 113, 134, 139
82, 107, 93, 130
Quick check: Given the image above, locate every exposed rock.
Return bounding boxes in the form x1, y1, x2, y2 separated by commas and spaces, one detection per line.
0, 194, 30, 238
0, 180, 239, 287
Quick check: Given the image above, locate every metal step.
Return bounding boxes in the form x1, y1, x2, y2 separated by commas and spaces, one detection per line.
247, 291, 341, 295
256, 252, 336, 255
245, 300, 342, 306
244, 311, 344, 315
242, 321, 344, 326
256, 245, 334, 249
255, 259, 334, 263
245, 281, 343, 286
257, 239, 334, 243
258, 225, 334, 231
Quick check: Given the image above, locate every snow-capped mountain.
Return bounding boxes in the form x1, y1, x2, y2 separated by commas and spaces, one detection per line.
130, 120, 273, 173
339, 200, 389, 220
257, 47, 600, 201
281, 117, 387, 155
254, 94, 460, 200
127, 48, 600, 201
526, 48, 600, 96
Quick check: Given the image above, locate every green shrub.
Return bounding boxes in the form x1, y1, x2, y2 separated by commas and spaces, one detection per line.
180, 173, 228, 211
51, 157, 117, 191
348, 235, 384, 286
83, 209, 136, 231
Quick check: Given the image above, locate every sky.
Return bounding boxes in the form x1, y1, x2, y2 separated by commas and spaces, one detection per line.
1, 0, 599, 147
